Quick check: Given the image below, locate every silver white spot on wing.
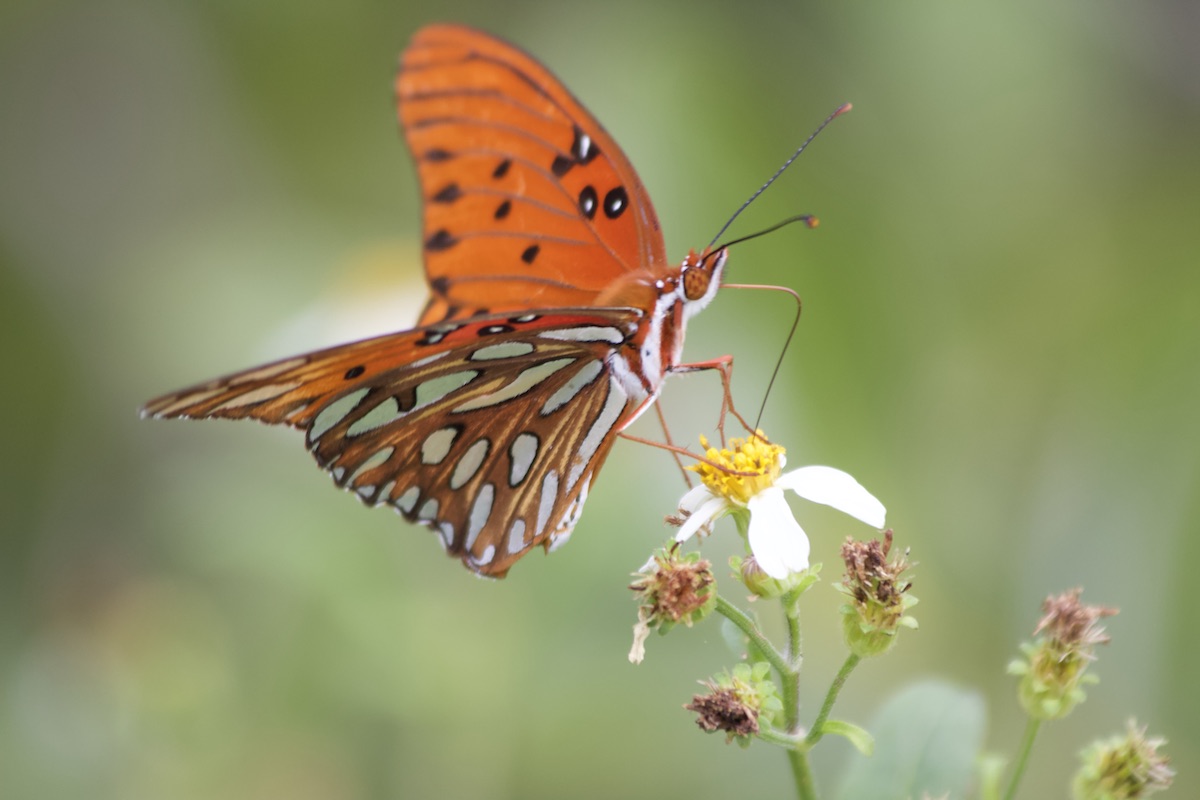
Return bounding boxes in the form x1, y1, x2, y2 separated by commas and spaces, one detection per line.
284, 402, 312, 421
348, 446, 395, 484
395, 486, 420, 514
466, 483, 495, 551
548, 480, 589, 552
421, 426, 460, 465
469, 341, 536, 361
346, 396, 402, 437
536, 470, 559, 536
452, 358, 574, 412
409, 351, 450, 369
508, 433, 539, 487
506, 519, 527, 555
540, 360, 604, 416
309, 388, 370, 442
420, 323, 462, 346
450, 438, 490, 490
547, 479, 588, 554
566, 377, 627, 492
417, 498, 440, 521
537, 326, 625, 344
415, 370, 479, 409
372, 480, 396, 506
213, 380, 303, 411
438, 522, 455, 549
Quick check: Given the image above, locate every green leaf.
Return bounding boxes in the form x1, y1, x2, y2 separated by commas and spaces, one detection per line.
819, 719, 874, 756
837, 680, 986, 800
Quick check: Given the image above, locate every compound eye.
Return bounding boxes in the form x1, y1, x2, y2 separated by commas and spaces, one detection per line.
682, 265, 712, 301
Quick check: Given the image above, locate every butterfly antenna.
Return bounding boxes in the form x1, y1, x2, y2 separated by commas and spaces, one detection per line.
707, 103, 851, 251
752, 284, 802, 433
716, 214, 819, 251
710, 210, 820, 432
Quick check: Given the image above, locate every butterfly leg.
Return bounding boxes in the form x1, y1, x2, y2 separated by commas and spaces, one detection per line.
670, 355, 757, 445
618, 393, 702, 484
616, 355, 760, 481
653, 401, 694, 486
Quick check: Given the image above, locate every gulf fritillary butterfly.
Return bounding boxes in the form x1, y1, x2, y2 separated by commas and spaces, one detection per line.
142, 24, 772, 577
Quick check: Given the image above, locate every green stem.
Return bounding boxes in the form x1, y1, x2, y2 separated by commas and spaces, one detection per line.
804, 653, 861, 746
782, 591, 804, 733
781, 591, 816, 800
788, 747, 818, 800
714, 595, 790, 677
1002, 718, 1041, 800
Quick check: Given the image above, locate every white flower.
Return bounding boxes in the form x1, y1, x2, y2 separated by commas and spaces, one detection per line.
675, 434, 886, 580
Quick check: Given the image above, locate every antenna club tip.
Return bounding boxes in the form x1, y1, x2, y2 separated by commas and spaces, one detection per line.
805, 216, 820, 229
835, 102, 853, 117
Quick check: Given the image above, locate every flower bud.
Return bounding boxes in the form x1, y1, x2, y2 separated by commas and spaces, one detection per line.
735, 554, 816, 599
685, 662, 782, 747
628, 547, 716, 663
835, 530, 917, 658
1072, 719, 1173, 799
1008, 588, 1116, 720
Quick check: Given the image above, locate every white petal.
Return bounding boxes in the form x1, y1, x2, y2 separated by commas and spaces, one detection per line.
678, 485, 715, 513
635, 554, 658, 573
776, 466, 886, 528
747, 488, 810, 579
674, 495, 727, 542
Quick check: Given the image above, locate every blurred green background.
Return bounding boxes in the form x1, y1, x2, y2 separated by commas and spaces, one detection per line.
2, 0, 1196, 797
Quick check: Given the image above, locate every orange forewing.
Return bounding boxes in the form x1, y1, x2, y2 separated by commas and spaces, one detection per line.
396, 24, 667, 323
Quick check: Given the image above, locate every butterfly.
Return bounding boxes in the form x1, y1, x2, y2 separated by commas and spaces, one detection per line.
143, 23, 744, 578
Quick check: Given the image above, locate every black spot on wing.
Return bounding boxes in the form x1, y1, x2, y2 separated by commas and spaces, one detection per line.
570, 126, 599, 163
551, 126, 600, 178
550, 154, 573, 177
431, 183, 462, 203
425, 229, 458, 251
604, 187, 629, 219
578, 186, 597, 220
416, 324, 460, 347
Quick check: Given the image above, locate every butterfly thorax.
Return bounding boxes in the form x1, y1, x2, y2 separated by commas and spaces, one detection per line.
600, 247, 728, 415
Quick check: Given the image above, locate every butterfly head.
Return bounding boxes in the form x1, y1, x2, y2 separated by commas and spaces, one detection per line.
678, 247, 728, 320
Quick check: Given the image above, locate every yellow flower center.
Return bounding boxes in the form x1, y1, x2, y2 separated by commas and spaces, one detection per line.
689, 431, 785, 505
